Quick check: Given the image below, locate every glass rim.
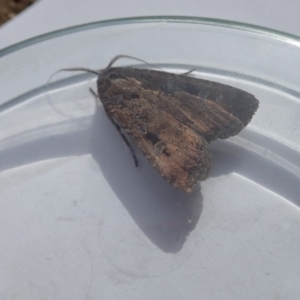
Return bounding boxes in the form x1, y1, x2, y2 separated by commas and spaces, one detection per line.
1, 15, 300, 59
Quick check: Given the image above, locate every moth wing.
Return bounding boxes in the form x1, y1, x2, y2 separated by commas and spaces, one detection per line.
124, 101, 212, 193
174, 73, 259, 128
97, 67, 259, 191
97, 74, 211, 192
111, 67, 259, 141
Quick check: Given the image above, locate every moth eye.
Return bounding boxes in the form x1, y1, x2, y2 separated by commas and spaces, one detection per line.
198, 88, 211, 99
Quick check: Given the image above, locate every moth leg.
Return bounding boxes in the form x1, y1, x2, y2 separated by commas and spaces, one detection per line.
114, 122, 139, 167
89, 88, 99, 98
89, 87, 138, 166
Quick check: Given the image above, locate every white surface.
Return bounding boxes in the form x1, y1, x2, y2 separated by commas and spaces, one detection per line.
1, 2, 300, 300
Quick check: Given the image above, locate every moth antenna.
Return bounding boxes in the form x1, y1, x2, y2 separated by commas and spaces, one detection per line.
106, 54, 159, 70
180, 68, 196, 76
47, 67, 99, 86
45, 67, 99, 119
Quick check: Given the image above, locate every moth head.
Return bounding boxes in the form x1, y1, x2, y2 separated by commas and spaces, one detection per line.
97, 67, 140, 103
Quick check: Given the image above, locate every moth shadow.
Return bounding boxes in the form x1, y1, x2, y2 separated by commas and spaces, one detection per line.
90, 106, 203, 253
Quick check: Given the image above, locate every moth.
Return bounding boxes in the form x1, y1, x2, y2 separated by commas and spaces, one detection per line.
61, 55, 259, 192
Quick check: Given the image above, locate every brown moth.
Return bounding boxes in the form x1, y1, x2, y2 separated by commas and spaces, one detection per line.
62, 55, 259, 192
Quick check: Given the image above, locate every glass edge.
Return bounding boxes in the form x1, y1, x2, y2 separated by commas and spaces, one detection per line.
1, 15, 300, 58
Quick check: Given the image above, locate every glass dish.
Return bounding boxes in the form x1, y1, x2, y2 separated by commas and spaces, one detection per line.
0, 16, 300, 300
